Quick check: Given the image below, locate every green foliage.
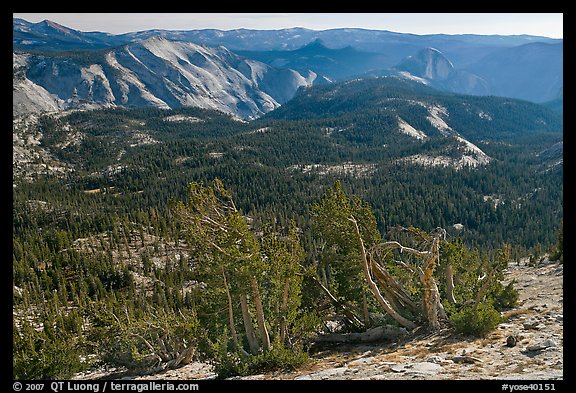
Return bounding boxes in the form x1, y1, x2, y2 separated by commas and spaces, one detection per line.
549, 219, 563, 263
170, 179, 317, 376
13, 318, 88, 380
244, 343, 309, 374
491, 280, 520, 310
310, 180, 380, 315
85, 303, 200, 371
450, 301, 503, 337
441, 242, 517, 337
211, 335, 309, 379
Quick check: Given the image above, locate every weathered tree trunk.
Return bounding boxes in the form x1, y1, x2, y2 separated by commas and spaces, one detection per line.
370, 259, 419, 313
350, 217, 417, 330
419, 237, 446, 330
239, 292, 260, 355
279, 276, 291, 344
250, 276, 271, 351
176, 345, 195, 366
362, 293, 370, 326
222, 267, 240, 351
371, 227, 449, 331
446, 264, 457, 304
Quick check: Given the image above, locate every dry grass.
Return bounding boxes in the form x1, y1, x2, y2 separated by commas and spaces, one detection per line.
502, 308, 533, 320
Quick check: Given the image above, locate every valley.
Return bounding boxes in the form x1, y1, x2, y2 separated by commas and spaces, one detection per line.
13, 77, 563, 250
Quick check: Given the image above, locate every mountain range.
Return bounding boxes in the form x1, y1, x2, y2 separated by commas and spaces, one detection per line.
13, 18, 563, 119
14, 35, 317, 119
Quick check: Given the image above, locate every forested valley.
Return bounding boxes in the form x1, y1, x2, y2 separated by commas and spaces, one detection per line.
13, 79, 563, 379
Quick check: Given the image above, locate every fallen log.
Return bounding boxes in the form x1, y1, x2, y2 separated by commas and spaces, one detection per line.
312, 325, 408, 344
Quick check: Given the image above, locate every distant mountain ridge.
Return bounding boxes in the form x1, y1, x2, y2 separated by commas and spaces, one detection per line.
14, 18, 560, 54
236, 39, 388, 81
13, 36, 317, 119
13, 17, 563, 117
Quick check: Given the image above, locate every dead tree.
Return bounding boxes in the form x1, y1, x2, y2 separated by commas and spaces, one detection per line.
373, 227, 448, 331
349, 217, 417, 330
349, 221, 450, 332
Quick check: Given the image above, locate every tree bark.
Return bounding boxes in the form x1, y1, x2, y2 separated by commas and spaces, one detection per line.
446, 264, 457, 304
222, 267, 240, 351
250, 276, 271, 351
370, 259, 419, 313
377, 231, 448, 331
419, 237, 446, 330
239, 292, 260, 355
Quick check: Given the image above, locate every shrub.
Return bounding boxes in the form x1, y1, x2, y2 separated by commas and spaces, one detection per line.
450, 302, 503, 337
211, 334, 309, 379
491, 280, 519, 311
246, 344, 309, 374
13, 327, 87, 379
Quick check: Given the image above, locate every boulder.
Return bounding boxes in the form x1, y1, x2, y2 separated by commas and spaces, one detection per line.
526, 339, 558, 352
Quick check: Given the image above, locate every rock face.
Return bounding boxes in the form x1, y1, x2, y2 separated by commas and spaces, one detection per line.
13, 36, 316, 119
395, 47, 490, 96
398, 48, 456, 82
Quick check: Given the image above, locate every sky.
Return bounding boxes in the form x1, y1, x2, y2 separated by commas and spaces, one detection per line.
13, 13, 563, 39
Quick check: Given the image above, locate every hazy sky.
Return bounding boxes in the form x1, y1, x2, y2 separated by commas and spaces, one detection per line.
13, 13, 563, 38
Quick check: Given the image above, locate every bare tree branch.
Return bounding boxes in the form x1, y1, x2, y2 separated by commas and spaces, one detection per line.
348, 216, 417, 330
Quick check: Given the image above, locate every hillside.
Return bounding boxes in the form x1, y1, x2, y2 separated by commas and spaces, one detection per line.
74, 258, 563, 380
13, 77, 563, 250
